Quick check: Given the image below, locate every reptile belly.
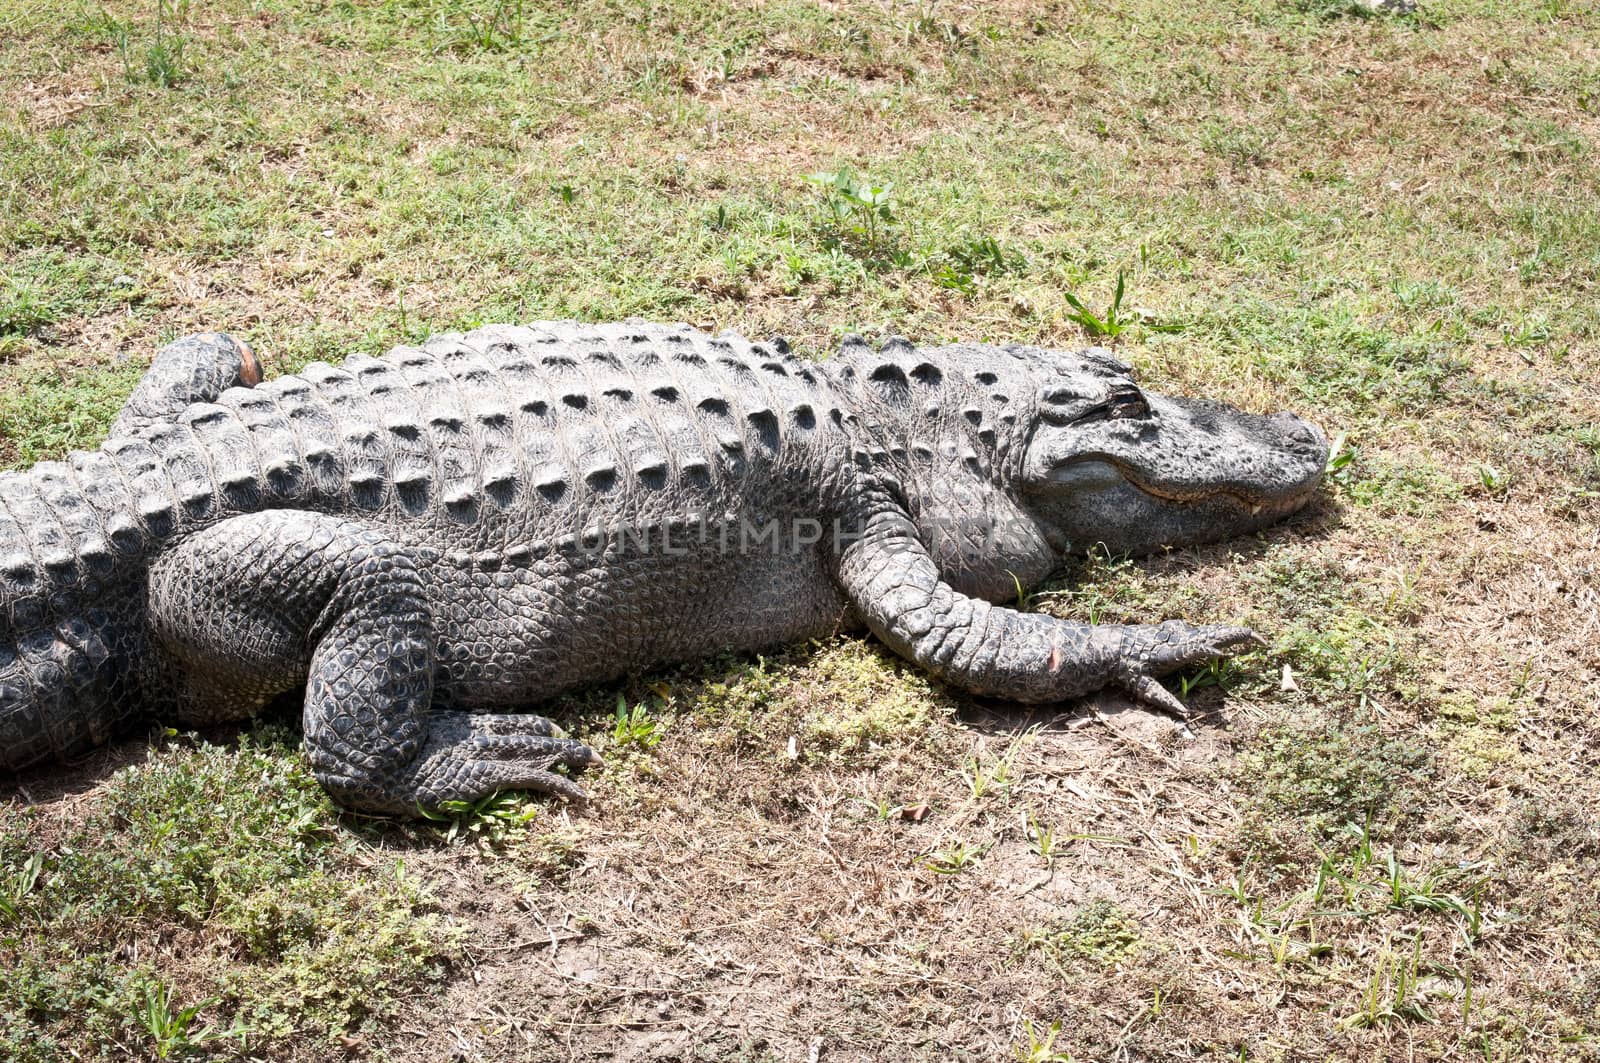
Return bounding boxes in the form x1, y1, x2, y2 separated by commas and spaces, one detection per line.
424, 537, 854, 707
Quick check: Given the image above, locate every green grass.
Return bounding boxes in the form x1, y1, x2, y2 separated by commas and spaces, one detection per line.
0, 727, 456, 1060
1016, 900, 1145, 968
2, 0, 1599, 1058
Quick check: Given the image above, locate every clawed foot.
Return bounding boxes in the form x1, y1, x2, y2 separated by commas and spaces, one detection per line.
388, 712, 602, 814
1114, 621, 1265, 717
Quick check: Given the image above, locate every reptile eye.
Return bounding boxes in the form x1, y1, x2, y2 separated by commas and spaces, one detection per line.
1058, 385, 1150, 426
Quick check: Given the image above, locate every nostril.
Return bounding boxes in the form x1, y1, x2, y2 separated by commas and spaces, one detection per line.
1273, 411, 1326, 448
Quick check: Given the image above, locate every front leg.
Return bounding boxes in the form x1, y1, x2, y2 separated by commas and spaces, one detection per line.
148, 511, 600, 815
834, 501, 1260, 714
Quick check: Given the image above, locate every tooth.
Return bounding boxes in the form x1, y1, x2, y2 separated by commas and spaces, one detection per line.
1251, 504, 1263, 514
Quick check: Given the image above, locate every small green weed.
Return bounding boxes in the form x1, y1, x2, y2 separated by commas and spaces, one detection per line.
1007, 570, 1036, 611
1379, 852, 1485, 940
1343, 936, 1439, 1028
1026, 814, 1057, 866
0, 852, 43, 922
925, 841, 985, 874
1475, 464, 1513, 497
1236, 720, 1429, 847
1509, 660, 1535, 701
794, 641, 957, 765
87, 0, 191, 86
142, 0, 188, 87
961, 744, 1019, 800
1062, 269, 1181, 341
1325, 431, 1357, 478
1297, 627, 1402, 711
854, 794, 904, 821
1178, 657, 1235, 699
933, 234, 1028, 293
901, 9, 976, 51
0, 279, 59, 339
131, 979, 241, 1059
806, 169, 898, 257
1015, 1018, 1075, 1062
611, 694, 665, 750
1499, 314, 1551, 349
418, 789, 540, 844
1384, 563, 1423, 618
1022, 900, 1142, 966
437, 0, 530, 52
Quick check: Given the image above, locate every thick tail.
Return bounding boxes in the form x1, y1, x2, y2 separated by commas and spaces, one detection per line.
111, 333, 261, 437
0, 456, 141, 770
0, 331, 308, 771
0, 445, 191, 771
0, 615, 120, 772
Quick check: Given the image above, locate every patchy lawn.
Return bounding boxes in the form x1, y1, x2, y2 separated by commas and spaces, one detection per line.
2, 0, 1598, 1059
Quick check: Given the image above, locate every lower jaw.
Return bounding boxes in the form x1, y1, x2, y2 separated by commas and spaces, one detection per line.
1247, 491, 1318, 522
1129, 483, 1316, 520
1121, 489, 1319, 552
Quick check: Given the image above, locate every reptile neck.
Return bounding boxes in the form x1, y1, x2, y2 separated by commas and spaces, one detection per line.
823, 338, 1057, 603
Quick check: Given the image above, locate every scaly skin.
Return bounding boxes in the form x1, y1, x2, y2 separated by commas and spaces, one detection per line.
0, 322, 1327, 814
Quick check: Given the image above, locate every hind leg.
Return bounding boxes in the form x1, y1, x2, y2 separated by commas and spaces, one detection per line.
148, 511, 600, 815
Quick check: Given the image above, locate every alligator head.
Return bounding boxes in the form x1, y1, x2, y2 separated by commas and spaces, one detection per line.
1015, 347, 1329, 556
835, 338, 1329, 602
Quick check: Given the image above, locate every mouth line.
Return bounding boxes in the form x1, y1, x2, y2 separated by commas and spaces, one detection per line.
1053, 453, 1319, 510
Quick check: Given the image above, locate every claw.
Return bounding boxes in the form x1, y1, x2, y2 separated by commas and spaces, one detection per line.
377, 713, 604, 815
1125, 673, 1190, 718
1219, 627, 1266, 652
1112, 621, 1267, 720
